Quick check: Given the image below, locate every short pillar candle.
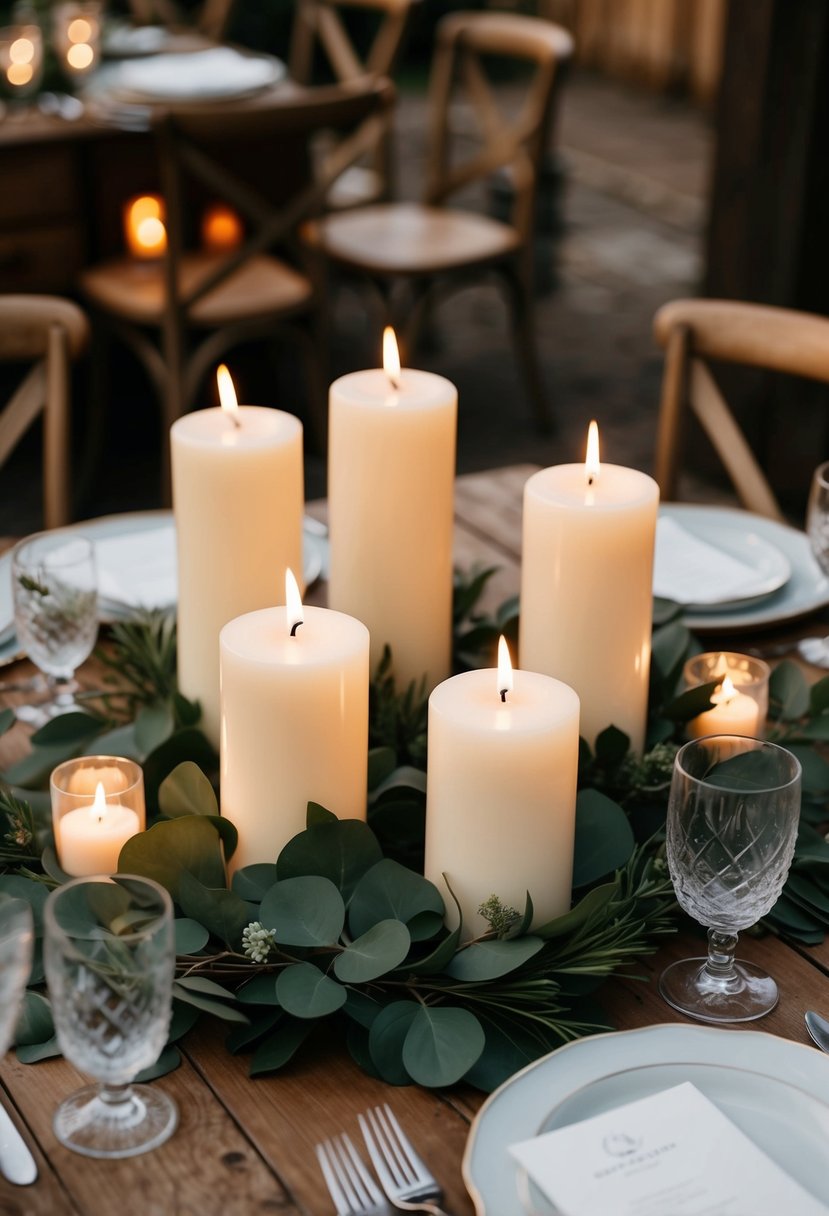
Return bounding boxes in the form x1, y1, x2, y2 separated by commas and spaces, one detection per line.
424, 639, 580, 938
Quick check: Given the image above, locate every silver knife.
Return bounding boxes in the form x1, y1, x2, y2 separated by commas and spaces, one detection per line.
0, 1101, 37, 1186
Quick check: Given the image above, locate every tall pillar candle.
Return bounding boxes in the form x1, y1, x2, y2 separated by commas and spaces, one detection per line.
520, 425, 658, 755
328, 331, 457, 693
220, 577, 369, 871
424, 640, 580, 938
171, 371, 303, 746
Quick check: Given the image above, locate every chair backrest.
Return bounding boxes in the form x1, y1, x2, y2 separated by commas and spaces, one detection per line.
653, 298, 829, 521
127, 0, 235, 39
0, 296, 88, 528
289, 0, 414, 86
424, 11, 574, 242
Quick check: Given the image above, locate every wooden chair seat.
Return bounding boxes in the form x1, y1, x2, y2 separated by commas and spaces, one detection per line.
309, 202, 521, 276
80, 253, 313, 328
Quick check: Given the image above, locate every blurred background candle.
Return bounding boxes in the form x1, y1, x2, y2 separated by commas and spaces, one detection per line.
171, 367, 303, 746
52, 2, 101, 79
220, 572, 369, 871
328, 329, 457, 693
123, 194, 167, 260
0, 23, 43, 96
202, 202, 244, 253
520, 421, 658, 754
686, 674, 760, 739
54, 781, 141, 877
424, 637, 580, 937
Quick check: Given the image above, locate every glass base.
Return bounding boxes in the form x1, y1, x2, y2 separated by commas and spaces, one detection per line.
798, 637, 829, 669
53, 1084, 178, 1159
659, 956, 778, 1024
15, 681, 81, 729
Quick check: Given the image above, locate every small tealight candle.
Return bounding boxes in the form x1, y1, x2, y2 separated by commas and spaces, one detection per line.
684, 651, 770, 727
202, 203, 244, 253
687, 674, 760, 740
57, 782, 141, 877
124, 194, 167, 260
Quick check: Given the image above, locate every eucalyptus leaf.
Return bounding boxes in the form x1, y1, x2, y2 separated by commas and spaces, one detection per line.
349, 859, 444, 939
6, 740, 92, 790
259, 876, 345, 947
174, 917, 211, 955
0, 706, 15, 736
40, 844, 72, 885
14, 990, 53, 1046
178, 872, 253, 950
250, 1016, 313, 1076
31, 712, 102, 747
232, 863, 279, 902
84, 723, 142, 761
651, 621, 692, 690
334, 919, 411, 983
171, 980, 248, 1023
307, 801, 337, 827
594, 726, 630, 766
663, 681, 718, 723
16, 1035, 61, 1064
225, 1009, 281, 1053
134, 702, 175, 757
118, 815, 225, 899
462, 1014, 564, 1092
769, 661, 810, 721
343, 988, 382, 1029
810, 678, 829, 717
0, 875, 49, 932
402, 1006, 485, 1087
346, 1021, 381, 1080
370, 766, 427, 804
276, 819, 383, 902
704, 750, 789, 792
159, 761, 218, 819
135, 1046, 181, 1082
445, 936, 544, 981
169, 1000, 200, 1042
237, 974, 279, 1005
142, 729, 218, 814
535, 882, 618, 940
573, 789, 634, 887
786, 744, 829, 795
368, 1000, 417, 1085
405, 924, 462, 976
367, 747, 397, 790
276, 963, 347, 1018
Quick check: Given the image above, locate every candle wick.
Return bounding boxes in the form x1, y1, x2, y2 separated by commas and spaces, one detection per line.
500, 688, 508, 703
387, 371, 401, 392
587, 475, 594, 487
228, 412, 241, 430
290, 620, 303, 637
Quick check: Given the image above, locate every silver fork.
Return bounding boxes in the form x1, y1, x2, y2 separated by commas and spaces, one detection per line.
316, 1132, 391, 1216
359, 1104, 452, 1216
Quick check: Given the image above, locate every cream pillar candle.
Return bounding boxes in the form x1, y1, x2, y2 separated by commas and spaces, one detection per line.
687, 675, 760, 739
328, 330, 457, 693
220, 572, 370, 871
171, 367, 303, 747
520, 423, 659, 754
58, 783, 141, 877
424, 638, 580, 938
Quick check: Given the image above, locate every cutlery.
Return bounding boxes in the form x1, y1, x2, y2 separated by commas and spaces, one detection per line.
359, 1104, 451, 1216
0, 1102, 37, 1186
316, 1132, 390, 1216
805, 1010, 829, 1053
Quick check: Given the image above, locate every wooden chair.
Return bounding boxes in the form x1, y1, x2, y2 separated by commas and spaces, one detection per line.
289, 0, 416, 207
78, 77, 395, 491
0, 296, 88, 528
305, 11, 574, 432
127, 0, 235, 39
653, 298, 829, 521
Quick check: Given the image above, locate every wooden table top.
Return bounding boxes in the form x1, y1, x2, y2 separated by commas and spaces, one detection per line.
2, 463, 829, 1216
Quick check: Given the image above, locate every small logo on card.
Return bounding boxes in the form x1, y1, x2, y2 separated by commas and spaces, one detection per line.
602, 1133, 643, 1158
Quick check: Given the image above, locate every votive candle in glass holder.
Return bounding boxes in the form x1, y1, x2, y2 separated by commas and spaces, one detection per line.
50, 756, 145, 877
52, 1, 101, 78
683, 651, 771, 735
0, 23, 43, 99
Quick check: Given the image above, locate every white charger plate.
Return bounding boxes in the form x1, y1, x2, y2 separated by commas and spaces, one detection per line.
106, 48, 285, 103
661, 505, 829, 632
0, 511, 327, 667
462, 1023, 829, 1216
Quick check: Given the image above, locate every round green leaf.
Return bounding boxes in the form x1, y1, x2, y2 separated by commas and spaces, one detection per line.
159, 761, 218, 818
349, 859, 444, 939
250, 1016, 313, 1076
275, 963, 347, 1019
237, 974, 279, 1006
444, 936, 544, 981
14, 990, 53, 1047
276, 820, 382, 901
178, 871, 253, 950
174, 917, 210, 955
573, 789, 635, 887
259, 876, 345, 947
333, 919, 411, 983
232, 863, 279, 902
402, 1005, 485, 1087
368, 1000, 417, 1085
118, 815, 226, 899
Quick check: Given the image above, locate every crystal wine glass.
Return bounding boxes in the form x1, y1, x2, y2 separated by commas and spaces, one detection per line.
43, 874, 178, 1158
0, 894, 34, 1055
11, 531, 98, 726
799, 461, 829, 667
660, 735, 801, 1023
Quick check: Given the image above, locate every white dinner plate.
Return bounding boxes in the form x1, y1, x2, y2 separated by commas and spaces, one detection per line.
104, 47, 285, 103
462, 1023, 829, 1216
0, 511, 327, 667
660, 505, 829, 632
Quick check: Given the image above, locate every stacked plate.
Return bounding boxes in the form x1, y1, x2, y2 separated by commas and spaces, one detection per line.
653, 505, 829, 632
463, 1024, 829, 1214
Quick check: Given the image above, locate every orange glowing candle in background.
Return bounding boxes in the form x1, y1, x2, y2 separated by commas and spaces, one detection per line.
124, 194, 167, 260
202, 203, 244, 253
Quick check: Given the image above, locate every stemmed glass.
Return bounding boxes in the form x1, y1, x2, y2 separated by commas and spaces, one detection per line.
0, 894, 34, 1055
0, 22, 44, 114
799, 461, 829, 667
11, 531, 98, 726
660, 735, 801, 1023
44, 874, 177, 1159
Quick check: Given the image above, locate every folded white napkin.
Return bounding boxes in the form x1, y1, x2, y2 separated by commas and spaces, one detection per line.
652, 516, 766, 605
116, 47, 278, 100
95, 526, 177, 610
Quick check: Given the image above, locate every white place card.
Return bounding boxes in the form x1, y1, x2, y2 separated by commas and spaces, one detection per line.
509, 1082, 829, 1216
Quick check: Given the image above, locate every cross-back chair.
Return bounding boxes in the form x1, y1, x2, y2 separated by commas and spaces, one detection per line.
127, 0, 235, 39
79, 77, 394, 493
289, 0, 416, 208
0, 296, 88, 528
653, 298, 829, 521
306, 10, 574, 432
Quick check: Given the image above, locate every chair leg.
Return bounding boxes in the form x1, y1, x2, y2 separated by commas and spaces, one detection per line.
76, 318, 111, 512
297, 320, 329, 457
501, 262, 553, 435
44, 323, 71, 528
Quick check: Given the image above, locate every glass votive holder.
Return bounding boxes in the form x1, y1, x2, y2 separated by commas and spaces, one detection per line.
123, 193, 167, 260
683, 651, 771, 731
52, 1, 101, 78
50, 756, 145, 878
0, 23, 43, 99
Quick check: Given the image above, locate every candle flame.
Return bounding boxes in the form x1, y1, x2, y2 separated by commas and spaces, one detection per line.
217, 364, 241, 428
585, 420, 600, 485
286, 568, 304, 636
497, 635, 514, 702
383, 327, 401, 391
717, 674, 737, 704
90, 781, 108, 823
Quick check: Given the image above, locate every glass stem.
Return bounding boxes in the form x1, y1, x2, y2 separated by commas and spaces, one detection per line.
50, 674, 75, 710
703, 928, 738, 983
98, 1082, 134, 1114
